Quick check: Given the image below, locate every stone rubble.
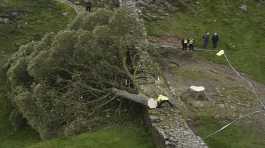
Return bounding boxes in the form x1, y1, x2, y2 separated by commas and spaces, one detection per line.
146, 108, 208, 148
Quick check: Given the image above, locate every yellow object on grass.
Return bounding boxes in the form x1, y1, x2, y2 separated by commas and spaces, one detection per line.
157, 95, 169, 102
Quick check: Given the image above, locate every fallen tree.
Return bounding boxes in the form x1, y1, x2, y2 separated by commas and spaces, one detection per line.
5, 8, 155, 139
112, 88, 158, 109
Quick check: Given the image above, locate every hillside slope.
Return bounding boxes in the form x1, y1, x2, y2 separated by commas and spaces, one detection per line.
145, 0, 265, 83
143, 0, 265, 148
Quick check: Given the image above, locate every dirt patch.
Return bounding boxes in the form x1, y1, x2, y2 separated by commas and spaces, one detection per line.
149, 36, 182, 48
150, 36, 265, 130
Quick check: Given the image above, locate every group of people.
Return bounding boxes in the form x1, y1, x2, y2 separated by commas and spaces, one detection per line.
181, 32, 220, 51
181, 38, 195, 51
203, 32, 220, 49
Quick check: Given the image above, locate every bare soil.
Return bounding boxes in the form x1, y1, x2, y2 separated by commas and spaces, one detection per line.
149, 35, 265, 128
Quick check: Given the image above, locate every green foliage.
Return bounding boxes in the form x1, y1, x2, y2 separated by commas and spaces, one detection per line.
6, 8, 146, 139
0, 0, 75, 55
85, 0, 119, 9
7, 58, 30, 88
0, 0, 75, 146
74, 9, 114, 31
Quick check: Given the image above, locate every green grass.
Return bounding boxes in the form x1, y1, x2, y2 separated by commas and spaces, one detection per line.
145, 0, 265, 83
195, 116, 265, 148
0, 127, 40, 148
29, 125, 154, 148
0, 0, 75, 55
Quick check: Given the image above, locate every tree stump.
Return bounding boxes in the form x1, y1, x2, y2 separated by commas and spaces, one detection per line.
189, 86, 208, 101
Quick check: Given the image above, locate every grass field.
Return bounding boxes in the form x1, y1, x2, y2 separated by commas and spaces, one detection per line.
29, 125, 154, 148
195, 116, 265, 148
145, 0, 265, 83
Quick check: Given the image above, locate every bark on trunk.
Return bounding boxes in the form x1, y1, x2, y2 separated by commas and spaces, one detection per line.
112, 88, 157, 109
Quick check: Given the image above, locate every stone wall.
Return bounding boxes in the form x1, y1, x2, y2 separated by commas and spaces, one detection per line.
120, 1, 209, 148
145, 108, 208, 148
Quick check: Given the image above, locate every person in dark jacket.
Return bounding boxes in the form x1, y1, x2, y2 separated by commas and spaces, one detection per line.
212, 32, 219, 48
182, 38, 188, 51
202, 32, 210, 49
84, 0, 92, 12
188, 38, 194, 51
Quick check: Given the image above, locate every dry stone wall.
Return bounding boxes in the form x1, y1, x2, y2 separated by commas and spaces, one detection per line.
120, 1, 209, 148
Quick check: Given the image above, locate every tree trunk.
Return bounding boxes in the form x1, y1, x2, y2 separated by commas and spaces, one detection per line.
112, 88, 157, 109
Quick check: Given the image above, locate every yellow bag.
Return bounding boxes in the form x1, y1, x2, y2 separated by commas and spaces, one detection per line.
216, 50, 224, 56
157, 95, 169, 102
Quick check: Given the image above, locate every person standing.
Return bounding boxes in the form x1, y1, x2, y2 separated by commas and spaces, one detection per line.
182, 38, 188, 51
188, 38, 194, 51
84, 0, 92, 12
202, 32, 210, 49
212, 32, 219, 48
